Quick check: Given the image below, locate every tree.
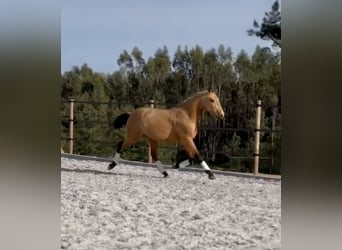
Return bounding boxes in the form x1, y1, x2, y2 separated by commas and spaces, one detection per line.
117, 50, 133, 74
61, 44, 281, 173
189, 45, 205, 92
171, 45, 193, 98
131, 46, 145, 72
144, 46, 171, 102
203, 48, 220, 90
247, 0, 281, 48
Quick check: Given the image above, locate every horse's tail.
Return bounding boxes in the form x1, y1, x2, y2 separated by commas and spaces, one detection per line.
113, 112, 131, 129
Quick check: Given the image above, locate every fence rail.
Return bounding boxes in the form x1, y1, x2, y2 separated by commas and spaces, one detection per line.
61, 99, 280, 109
61, 118, 282, 133
61, 99, 281, 176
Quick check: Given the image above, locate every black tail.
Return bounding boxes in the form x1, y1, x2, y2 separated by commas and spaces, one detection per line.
113, 112, 130, 129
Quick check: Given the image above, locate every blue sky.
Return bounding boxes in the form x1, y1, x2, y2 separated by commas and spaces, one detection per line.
62, 0, 277, 74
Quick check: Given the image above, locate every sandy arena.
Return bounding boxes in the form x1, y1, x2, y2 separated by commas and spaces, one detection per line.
61, 157, 281, 250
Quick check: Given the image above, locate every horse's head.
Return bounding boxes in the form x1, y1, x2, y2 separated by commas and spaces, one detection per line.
201, 91, 225, 119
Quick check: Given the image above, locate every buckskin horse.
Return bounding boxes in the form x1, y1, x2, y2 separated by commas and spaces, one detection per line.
108, 90, 225, 180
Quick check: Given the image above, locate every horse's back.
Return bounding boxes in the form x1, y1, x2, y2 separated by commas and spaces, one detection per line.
126, 107, 177, 142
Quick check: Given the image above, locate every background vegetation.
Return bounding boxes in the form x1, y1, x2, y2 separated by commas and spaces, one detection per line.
61, 1, 281, 174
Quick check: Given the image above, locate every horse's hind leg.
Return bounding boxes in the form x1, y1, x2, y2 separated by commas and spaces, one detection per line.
149, 139, 169, 178
108, 140, 123, 169
108, 129, 142, 170
174, 149, 193, 169
181, 138, 215, 180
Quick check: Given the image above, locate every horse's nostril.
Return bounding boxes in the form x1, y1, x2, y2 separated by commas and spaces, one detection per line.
217, 112, 224, 119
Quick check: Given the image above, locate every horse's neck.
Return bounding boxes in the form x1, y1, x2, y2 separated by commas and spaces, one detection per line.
179, 98, 203, 123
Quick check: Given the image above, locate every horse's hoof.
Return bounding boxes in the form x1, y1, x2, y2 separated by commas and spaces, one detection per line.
163, 172, 169, 178
208, 174, 216, 180
205, 170, 215, 180
108, 161, 116, 170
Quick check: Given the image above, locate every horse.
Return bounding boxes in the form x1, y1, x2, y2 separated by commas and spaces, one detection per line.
108, 90, 225, 180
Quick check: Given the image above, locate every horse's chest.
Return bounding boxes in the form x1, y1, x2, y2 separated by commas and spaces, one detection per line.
193, 126, 198, 137
185, 123, 197, 138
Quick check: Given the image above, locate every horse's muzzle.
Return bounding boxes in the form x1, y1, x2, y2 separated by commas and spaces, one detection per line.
218, 112, 225, 119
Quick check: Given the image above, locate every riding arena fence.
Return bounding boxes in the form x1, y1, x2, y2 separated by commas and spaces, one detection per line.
61, 99, 281, 177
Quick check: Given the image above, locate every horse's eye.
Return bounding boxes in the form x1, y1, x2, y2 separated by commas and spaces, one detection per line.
210, 98, 214, 102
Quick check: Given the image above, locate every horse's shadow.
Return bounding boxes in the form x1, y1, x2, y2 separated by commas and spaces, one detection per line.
61, 167, 166, 179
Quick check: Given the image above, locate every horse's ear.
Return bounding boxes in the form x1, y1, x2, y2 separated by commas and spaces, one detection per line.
207, 88, 212, 93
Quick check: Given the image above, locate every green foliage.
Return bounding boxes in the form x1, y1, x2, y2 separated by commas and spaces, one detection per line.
224, 133, 241, 155
247, 0, 281, 48
260, 133, 281, 174
61, 44, 281, 174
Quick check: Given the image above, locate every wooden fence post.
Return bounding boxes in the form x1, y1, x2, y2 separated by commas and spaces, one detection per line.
148, 100, 155, 163
69, 98, 74, 154
271, 106, 277, 171
253, 100, 262, 175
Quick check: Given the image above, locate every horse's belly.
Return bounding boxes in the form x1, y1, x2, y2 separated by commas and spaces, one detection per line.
144, 126, 178, 142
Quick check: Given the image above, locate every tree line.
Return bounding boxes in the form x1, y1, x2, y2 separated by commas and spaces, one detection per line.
61, 43, 281, 174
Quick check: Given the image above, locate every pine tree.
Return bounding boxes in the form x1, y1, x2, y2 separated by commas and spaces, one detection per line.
247, 0, 281, 48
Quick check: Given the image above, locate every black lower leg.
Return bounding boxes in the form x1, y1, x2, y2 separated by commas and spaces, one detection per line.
174, 150, 192, 169
116, 141, 123, 154
173, 150, 190, 168
192, 154, 203, 164
108, 141, 123, 170
193, 154, 215, 179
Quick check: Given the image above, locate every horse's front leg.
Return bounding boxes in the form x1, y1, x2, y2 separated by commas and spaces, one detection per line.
149, 139, 169, 178
181, 138, 215, 180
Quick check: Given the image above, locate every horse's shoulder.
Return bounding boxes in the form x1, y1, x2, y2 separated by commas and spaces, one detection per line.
169, 108, 194, 126
170, 107, 187, 117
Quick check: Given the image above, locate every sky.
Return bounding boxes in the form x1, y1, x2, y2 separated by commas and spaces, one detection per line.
61, 0, 276, 74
